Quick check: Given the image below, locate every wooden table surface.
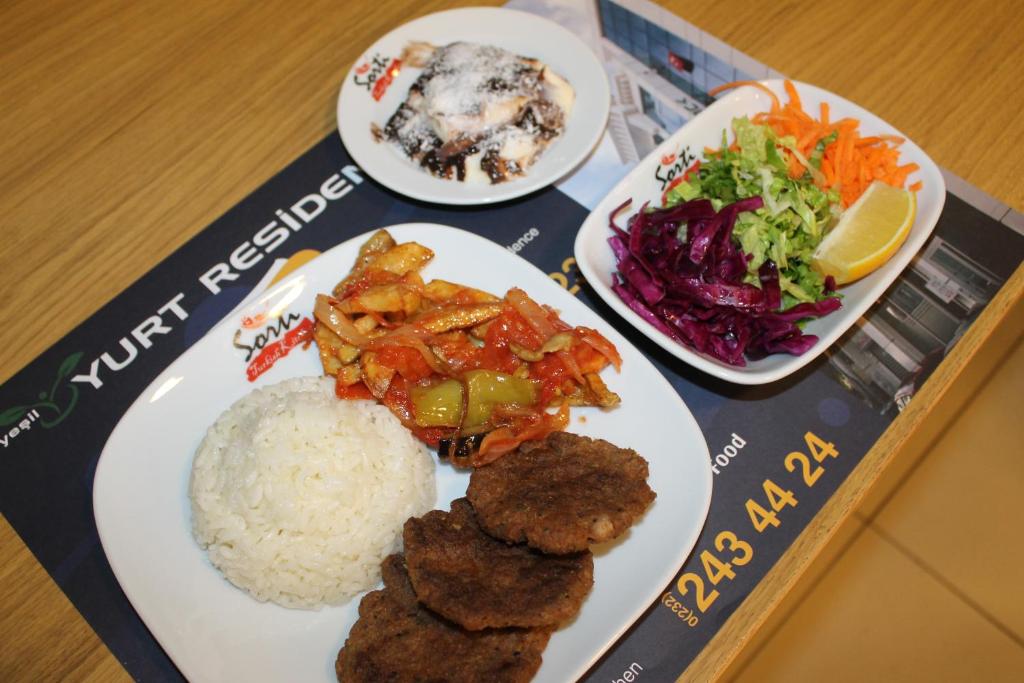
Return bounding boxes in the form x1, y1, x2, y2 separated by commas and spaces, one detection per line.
2, 0, 1022, 681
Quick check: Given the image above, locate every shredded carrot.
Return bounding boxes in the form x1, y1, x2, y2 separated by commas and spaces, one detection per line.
710, 79, 921, 205
743, 80, 922, 206
784, 80, 802, 111
822, 158, 836, 186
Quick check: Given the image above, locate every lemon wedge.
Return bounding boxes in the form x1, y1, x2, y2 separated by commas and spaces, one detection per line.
813, 181, 917, 285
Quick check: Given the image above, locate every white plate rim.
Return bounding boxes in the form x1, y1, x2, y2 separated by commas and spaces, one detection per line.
92, 223, 713, 683
336, 7, 611, 205
574, 79, 946, 385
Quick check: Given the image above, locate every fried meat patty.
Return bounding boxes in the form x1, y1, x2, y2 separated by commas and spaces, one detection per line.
467, 431, 656, 554
336, 554, 551, 683
403, 498, 593, 630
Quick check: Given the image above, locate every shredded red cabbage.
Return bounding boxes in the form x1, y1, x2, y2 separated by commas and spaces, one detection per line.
609, 198, 841, 367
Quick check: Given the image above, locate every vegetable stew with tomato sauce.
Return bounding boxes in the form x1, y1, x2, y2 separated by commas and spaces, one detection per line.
313, 229, 622, 465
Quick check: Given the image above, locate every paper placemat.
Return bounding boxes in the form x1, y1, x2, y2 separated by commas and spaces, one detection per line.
2, 1, 1021, 680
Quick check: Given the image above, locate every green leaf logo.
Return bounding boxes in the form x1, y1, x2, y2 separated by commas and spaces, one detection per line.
57, 352, 83, 381
1, 351, 84, 432
0, 406, 28, 427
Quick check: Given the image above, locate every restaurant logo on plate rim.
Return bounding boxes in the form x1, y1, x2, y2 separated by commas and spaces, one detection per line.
352, 53, 403, 101
232, 310, 314, 382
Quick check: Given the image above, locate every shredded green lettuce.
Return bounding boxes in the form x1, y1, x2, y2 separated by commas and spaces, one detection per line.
666, 116, 841, 306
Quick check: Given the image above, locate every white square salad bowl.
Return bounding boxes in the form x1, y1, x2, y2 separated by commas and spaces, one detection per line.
574, 79, 944, 385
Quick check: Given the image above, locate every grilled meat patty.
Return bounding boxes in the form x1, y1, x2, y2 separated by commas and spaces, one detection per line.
336, 554, 551, 683
467, 432, 656, 554
403, 498, 593, 630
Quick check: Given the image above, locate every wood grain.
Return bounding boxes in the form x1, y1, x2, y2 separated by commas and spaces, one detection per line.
0, 1, 1020, 681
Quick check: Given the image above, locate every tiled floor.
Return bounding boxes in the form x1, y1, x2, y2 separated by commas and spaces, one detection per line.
723, 295, 1024, 681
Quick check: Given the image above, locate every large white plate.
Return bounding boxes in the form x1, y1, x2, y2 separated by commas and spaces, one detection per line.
337, 8, 610, 205
93, 224, 712, 683
575, 79, 945, 385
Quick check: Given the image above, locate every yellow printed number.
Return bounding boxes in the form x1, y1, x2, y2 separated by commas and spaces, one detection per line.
700, 550, 736, 585
676, 573, 718, 612
746, 479, 797, 533
676, 529, 754, 613
805, 431, 838, 461
764, 479, 797, 510
785, 451, 824, 486
548, 257, 583, 295
745, 499, 779, 532
714, 530, 753, 566
783, 433, 837, 487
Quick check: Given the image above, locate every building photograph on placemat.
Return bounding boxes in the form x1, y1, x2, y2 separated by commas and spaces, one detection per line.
2, 1, 1022, 682
826, 203, 1019, 415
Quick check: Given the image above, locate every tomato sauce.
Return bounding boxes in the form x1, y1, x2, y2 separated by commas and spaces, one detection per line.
335, 380, 373, 400
375, 345, 435, 382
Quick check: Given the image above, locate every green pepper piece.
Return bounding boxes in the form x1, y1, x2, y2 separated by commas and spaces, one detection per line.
463, 370, 539, 431
410, 379, 464, 427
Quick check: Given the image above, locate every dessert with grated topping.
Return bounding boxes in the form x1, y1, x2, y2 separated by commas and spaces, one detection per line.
374, 42, 574, 184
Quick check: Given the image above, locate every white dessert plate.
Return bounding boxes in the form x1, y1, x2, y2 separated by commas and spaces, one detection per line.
574, 79, 945, 385
93, 224, 713, 683
337, 7, 610, 205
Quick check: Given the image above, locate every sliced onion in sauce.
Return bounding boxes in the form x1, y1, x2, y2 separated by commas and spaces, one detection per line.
314, 294, 369, 346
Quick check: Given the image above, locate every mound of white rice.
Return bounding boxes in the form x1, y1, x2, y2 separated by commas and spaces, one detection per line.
189, 376, 436, 609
